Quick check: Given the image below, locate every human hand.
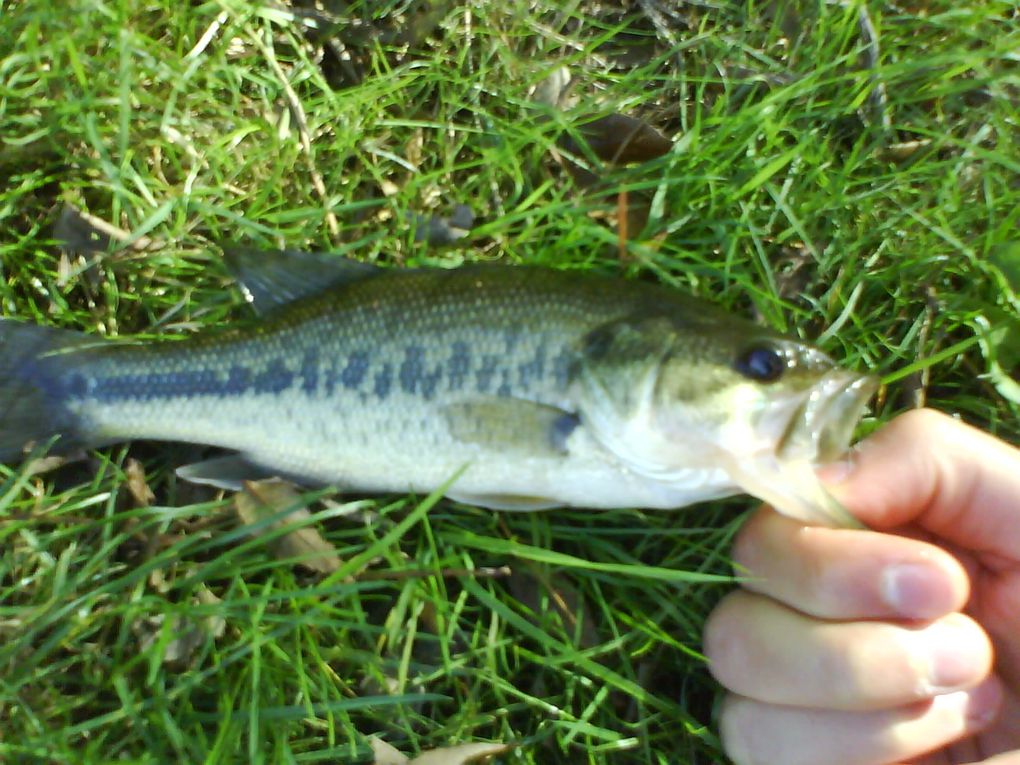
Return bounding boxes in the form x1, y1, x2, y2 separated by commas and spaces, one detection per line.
704, 409, 1020, 765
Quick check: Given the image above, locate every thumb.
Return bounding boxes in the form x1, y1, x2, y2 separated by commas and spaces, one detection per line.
822, 409, 1020, 561
964, 752, 1020, 765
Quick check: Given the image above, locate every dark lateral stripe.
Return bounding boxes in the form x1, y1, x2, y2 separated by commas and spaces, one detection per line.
70, 362, 300, 402
300, 350, 319, 394
399, 345, 442, 399
447, 341, 471, 391
373, 363, 393, 398
343, 343, 570, 399
67, 341, 576, 404
340, 351, 369, 389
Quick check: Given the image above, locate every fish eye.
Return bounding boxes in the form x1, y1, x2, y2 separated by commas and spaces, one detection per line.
735, 345, 786, 382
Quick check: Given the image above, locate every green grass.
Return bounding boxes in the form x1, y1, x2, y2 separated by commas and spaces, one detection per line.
1, 0, 1018, 762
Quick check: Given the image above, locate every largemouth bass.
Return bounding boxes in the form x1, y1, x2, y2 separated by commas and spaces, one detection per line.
0, 249, 876, 527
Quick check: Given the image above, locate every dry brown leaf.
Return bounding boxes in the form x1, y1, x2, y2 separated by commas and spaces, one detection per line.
564, 114, 672, 165
22, 454, 69, 476
408, 742, 514, 765
369, 736, 410, 765
878, 139, 932, 162
235, 480, 342, 574
133, 584, 226, 668
125, 458, 155, 507
531, 65, 573, 108
196, 584, 226, 639
135, 614, 203, 667
405, 128, 424, 169
412, 204, 474, 246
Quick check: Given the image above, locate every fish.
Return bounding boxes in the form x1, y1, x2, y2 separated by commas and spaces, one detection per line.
0, 248, 877, 528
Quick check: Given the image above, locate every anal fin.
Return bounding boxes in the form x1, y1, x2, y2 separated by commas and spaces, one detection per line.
446, 489, 560, 511
176, 454, 280, 491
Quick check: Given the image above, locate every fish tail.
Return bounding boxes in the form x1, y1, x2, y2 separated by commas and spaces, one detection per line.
0, 319, 99, 461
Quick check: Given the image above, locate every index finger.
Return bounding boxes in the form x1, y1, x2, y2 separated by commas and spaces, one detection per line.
823, 409, 1020, 562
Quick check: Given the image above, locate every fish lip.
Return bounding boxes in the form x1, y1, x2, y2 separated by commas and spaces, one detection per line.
778, 372, 879, 462
814, 373, 879, 462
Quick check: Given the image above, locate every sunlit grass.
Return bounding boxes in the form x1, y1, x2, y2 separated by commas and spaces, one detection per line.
1, 1, 1018, 762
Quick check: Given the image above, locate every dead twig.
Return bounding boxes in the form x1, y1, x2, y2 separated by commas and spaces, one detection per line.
185, 10, 230, 61
856, 3, 892, 135
54, 204, 159, 253
638, 0, 684, 45
358, 565, 512, 582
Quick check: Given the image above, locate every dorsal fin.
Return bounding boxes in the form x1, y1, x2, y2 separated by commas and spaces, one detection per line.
222, 246, 382, 314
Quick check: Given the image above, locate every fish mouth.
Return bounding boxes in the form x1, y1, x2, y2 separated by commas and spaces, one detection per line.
777, 372, 879, 463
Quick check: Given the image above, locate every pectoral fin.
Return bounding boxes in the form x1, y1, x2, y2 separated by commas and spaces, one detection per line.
441, 398, 579, 456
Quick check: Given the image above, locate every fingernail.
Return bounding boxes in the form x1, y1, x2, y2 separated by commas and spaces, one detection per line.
924, 615, 989, 693
882, 563, 954, 619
